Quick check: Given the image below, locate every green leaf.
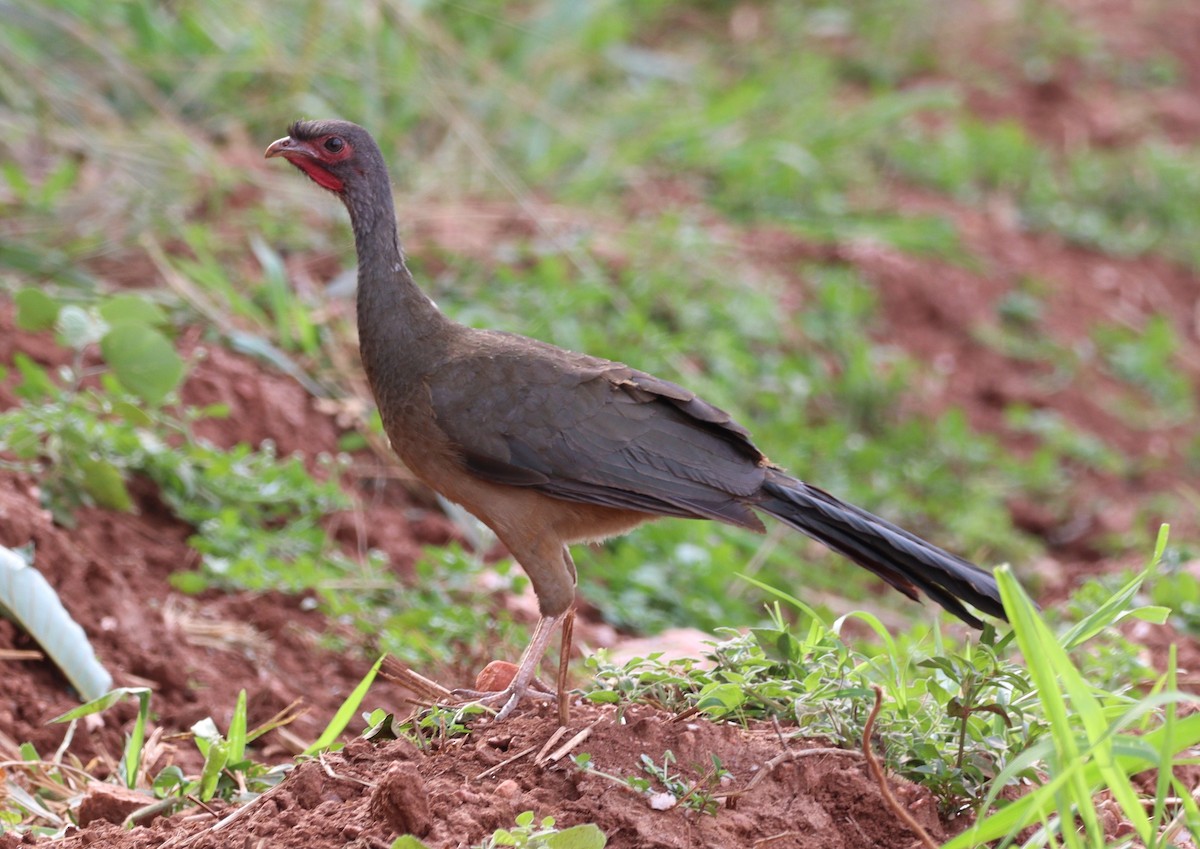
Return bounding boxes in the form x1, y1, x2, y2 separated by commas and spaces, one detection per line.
198, 739, 229, 801
361, 709, 401, 741
196, 403, 230, 419
2, 159, 31, 200
227, 690, 248, 764
304, 654, 385, 755
695, 682, 744, 715
100, 323, 185, 405
12, 353, 56, 400
2, 546, 114, 703
98, 294, 169, 328
79, 457, 135, 512
14, 288, 60, 331
152, 765, 187, 798
1061, 526, 1168, 650
583, 690, 619, 704
169, 572, 209, 594
112, 401, 155, 426
125, 688, 153, 789
390, 837, 434, 849
545, 824, 607, 849
38, 157, 80, 205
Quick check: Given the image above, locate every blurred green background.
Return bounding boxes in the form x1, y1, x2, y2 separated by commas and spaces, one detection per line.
2, 0, 1198, 658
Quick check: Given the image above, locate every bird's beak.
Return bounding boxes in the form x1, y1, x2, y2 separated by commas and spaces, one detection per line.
265, 136, 307, 160
265, 134, 346, 193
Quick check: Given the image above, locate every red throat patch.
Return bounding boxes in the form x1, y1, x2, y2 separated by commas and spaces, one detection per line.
289, 157, 344, 192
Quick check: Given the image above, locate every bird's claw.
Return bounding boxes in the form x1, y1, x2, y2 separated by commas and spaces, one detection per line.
450, 684, 557, 721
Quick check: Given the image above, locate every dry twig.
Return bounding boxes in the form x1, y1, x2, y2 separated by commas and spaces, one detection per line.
557, 608, 575, 727
475, 744, 539, 781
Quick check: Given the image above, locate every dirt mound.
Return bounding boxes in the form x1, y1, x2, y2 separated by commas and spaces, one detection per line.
44, 703, 946, 849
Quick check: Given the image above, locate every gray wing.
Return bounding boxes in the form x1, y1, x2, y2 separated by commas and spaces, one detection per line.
427, 340, 770, 531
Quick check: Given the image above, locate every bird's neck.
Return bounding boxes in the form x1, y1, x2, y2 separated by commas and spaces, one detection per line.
345, 189, 454, 388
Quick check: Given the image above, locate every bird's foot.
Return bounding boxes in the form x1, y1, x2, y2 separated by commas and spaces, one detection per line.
450, 682, 556, 721
448, 610, 570, 722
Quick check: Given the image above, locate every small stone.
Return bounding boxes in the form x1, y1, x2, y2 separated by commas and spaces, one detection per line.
475, 661, 518, 692
647, 791, 677, 811
494, 779, 521, 799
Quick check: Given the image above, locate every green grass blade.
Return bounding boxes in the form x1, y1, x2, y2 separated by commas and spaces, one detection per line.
125, 689, 152, 789
948, 566, 1095, 846
1060, 524, 1170, 650
737, 572, 829, 625
304, 654, 385, 756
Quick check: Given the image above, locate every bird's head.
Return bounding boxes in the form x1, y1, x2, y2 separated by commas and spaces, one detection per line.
265, 119, 380, 195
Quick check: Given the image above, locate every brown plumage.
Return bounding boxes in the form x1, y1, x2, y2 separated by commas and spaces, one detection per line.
266, 120, 1005, 719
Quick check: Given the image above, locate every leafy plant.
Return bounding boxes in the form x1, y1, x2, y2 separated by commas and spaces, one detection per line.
1093, 315, 1195, 424
946, 528, 1200, 848
341, 546, 527, 670
584, 610, 1037, 808
583, 530, 1175, 814
51, 687, 294, 805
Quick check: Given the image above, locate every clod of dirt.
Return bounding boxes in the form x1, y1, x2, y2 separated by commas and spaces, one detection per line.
369, 762, 433, 837
76, 784, 156, 827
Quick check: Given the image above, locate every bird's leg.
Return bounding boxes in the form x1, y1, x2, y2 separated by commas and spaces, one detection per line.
452, 609, 569, 721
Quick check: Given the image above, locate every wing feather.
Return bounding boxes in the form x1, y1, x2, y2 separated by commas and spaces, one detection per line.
428, 338, 768, 531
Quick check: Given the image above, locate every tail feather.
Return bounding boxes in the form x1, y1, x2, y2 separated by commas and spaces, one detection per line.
759, 473, 1005, 628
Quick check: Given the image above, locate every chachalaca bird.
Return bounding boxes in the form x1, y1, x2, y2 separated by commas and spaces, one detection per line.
266, 120, 1005, 720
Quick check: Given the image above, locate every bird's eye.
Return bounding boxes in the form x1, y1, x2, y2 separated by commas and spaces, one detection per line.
324, 137, 345, 153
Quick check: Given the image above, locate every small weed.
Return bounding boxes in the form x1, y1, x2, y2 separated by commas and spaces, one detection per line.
373, 547, 526, 669
890, 111, 1200, 272
573, 750, 728, 817
388, 811, 606, 849
0, 350, 354, 577
374, 703, 489, 752
638, 751, 730, 816
1093, 315, 1195, 425
1006, 407, 1128, 476
585, 608, 1038, 810
584, 530, 1178, 816
31, 688, 295, 830
52, 687, 153, 790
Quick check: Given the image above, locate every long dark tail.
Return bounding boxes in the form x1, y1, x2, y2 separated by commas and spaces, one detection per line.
758, 471, 1005, 628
